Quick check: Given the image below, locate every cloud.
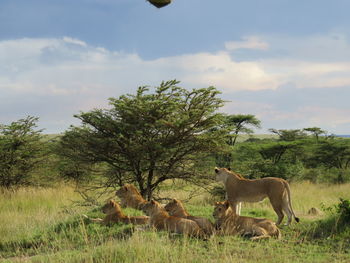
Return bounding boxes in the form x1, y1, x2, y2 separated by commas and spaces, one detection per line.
1, 34, 350, 133
62, 37, 87, 47
225, 36, 269, 51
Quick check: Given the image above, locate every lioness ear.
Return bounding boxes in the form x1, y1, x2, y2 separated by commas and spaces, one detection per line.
215, 167, 219, 173
224, 200, 230, 209
150, 200, 155, 204
227, 167, 231, 171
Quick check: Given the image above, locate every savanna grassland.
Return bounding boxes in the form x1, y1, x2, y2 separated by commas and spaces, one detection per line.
0, 182, 349, 263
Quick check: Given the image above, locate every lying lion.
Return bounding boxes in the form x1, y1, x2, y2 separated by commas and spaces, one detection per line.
213, 201, 281, 240
215, 167, 300, 225
164, 199, 215, 235
88, 199, 149, 226
141, 200, 206, 238
115, 184, 147, 210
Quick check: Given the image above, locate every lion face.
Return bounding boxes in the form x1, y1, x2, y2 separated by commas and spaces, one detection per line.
102, 200, 121, 214
141, 200, 164, 216
215, 167, 230, 183
115, 185, 129, 198
212, 201, 230, 219
116, 184, 142, 197
164, 199, 180, 213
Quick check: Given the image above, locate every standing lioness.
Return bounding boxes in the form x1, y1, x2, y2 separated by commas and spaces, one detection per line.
215, 167, 299, 225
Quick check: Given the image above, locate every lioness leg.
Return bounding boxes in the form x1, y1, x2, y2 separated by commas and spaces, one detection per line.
82, 215, 103, 223
250, 226, 270, 241
282, 198, 293, 226
269, 199, 284, 225
236, 202, 242, 215
228, 200, 240, 215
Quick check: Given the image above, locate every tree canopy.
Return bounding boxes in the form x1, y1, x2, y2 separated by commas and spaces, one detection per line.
59, 80, 227, 199
0, 116, 44, 189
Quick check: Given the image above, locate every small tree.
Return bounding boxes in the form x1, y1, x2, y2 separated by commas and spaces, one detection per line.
303, 127, 327, 143
312, 139, 350, 183
0, 116, 44, 189
269, 128, 307, 141
215, 114, 261, 167
224, 114, 261, 147
59, 80, 227, 199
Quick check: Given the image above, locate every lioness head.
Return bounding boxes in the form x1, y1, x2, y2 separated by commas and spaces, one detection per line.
116, 184, 140, 197
102, 200, 121, 215
141, 200, 165, 216
212, 201, 230, 219
164, 199, 186, 216
215, 167, 231, 183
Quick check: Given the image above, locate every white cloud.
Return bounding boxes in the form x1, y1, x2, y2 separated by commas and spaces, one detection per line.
62, 37, 87, 47
225, 36, 269, 51
1, 34, 350, 133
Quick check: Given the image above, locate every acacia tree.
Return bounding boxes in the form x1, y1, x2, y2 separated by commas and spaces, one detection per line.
303, 127, 327, 143
0, 116, 44, 189
224, 114, 261, 147
215, 114, 260, 167
59, 80, 227, 199
312, 139, 350, 183
269, 128, 307, 141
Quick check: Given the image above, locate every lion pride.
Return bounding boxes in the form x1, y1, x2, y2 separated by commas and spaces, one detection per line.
141, 200, 206, 238
215, 167, 299, 225
213, 201, 281, 240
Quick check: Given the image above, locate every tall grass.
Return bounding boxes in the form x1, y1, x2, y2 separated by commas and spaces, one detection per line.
1, 182, 350, 262
0, 186, 80, 242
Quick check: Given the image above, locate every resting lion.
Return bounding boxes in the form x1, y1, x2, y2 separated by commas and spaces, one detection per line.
141, 200, 206, 238
213, 201, 281, 240
88, 199, 149, 226
164, 199, 215, 235
115, 184, 147, 210
215, 167, 299, 225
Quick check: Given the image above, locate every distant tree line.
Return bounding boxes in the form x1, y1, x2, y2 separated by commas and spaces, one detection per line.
1, 80, 349, 198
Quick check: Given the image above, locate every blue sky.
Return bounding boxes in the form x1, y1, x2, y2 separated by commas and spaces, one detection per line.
1, 0, 350, 134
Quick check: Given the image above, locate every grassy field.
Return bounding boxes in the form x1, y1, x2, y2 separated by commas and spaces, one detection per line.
0, 182, 349, 263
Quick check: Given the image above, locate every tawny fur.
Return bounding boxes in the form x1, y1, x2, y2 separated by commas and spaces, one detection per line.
115, 184, 148, 210
164, 199, 215, 235
213, 201, 281, 240
215, 167, 299, 225
91, 200, 149, 225
141, 200, 206, 238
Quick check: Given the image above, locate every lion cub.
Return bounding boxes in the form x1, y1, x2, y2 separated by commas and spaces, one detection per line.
141, 200, 206, 238
213, 201, 281, 240
89, 200, 149, 226
164, 199, 214, 235
115, 184, 147, 210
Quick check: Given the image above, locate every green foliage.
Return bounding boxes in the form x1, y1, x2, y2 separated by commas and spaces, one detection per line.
0, 116, 45, 189
305, 198, 350, 246
214, 114, 261, 167
209, 185, 226, 200
269, 128, 307, 141
58, 80, 227, 199
229, 130, 350, 183
336, 198, 350, 223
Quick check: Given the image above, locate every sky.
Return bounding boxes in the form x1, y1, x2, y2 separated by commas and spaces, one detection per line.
1, 0, 350, 134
